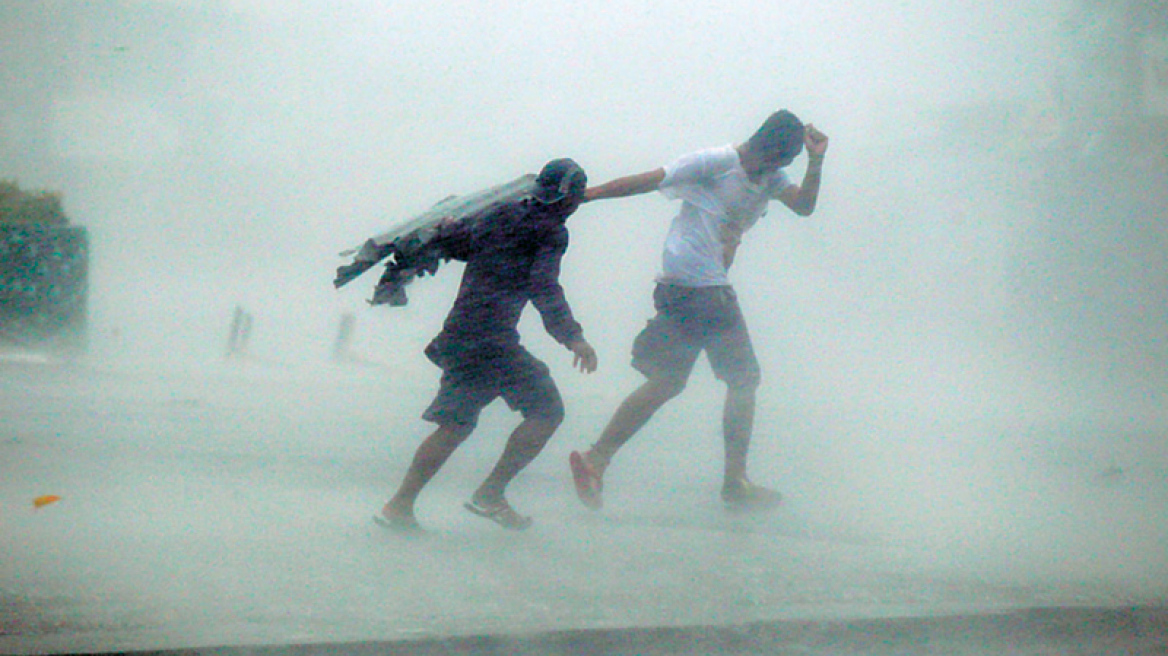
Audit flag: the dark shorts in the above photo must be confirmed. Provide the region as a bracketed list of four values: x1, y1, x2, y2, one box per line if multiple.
[631, 284, 760, 388]
[421, 340, 564, 428]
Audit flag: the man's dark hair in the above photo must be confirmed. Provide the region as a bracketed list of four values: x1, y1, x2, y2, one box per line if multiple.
[746, 110, 805, 160]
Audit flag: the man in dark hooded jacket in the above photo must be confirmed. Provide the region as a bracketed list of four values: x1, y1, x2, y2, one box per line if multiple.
[379, 158, 597, 531]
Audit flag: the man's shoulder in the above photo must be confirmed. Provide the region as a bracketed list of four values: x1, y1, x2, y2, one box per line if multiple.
[460, 198, 528, 238]
[764, 168, 794, 195]
[477, 196, 528, 220]
[473, 199, 570, 248]
[664, 144, 738, 180]
[675, 143, 736, 163]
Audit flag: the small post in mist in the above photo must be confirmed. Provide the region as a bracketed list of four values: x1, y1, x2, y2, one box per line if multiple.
[225, 305, 253, 359]
[332, 312, 356, 363]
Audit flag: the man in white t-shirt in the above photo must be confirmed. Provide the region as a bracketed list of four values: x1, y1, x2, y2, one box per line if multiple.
[569, 110, 828, 513]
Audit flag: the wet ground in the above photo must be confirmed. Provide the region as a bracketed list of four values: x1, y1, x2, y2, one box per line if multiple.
[2, 351, 1166, 655]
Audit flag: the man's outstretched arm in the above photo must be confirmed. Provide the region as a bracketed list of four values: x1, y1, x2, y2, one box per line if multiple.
[582, 168, 666, 203]
[779, 124, 829, 217]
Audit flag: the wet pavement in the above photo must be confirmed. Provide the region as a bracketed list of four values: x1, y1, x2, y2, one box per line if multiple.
[2, 353, 1166, 654]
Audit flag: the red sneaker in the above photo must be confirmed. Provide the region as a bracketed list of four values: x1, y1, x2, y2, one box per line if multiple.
[570, 451, 604, 510]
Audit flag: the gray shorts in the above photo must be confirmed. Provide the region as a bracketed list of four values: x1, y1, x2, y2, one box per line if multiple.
[422, 341, 564, 428]
[631, 284, 760, 388]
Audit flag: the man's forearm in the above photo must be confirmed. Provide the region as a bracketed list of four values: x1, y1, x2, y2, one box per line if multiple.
[583, 169, 665, 202]
[793, 156, 824, 216]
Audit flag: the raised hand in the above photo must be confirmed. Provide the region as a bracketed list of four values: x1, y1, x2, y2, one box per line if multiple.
[805, 123, 829, 158]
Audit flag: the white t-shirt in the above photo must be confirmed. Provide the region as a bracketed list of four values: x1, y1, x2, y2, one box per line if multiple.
[656, 145, 793, 287]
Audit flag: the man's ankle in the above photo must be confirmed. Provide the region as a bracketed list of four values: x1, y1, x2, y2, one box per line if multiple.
[584, 448, 610, 476]
[471, 488, 506, 507]
[723, 469, 748, 487]
[383, 499, 413, 519]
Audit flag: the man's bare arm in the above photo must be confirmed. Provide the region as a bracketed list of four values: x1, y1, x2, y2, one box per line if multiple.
[779, 124, 829, 217]
[583, 168, 666, 203]
[778, 157, 824, 216]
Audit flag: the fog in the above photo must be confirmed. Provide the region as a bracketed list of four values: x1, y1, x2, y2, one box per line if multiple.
[2, 0, 1167, 652]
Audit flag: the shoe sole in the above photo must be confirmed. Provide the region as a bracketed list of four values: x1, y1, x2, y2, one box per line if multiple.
[372, 514, 423, 533]
[463, 502, 533, 531]
[723, 494, 783, 514]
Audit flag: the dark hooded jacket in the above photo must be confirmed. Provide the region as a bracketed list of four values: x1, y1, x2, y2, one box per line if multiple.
[423, 198, 583, 367]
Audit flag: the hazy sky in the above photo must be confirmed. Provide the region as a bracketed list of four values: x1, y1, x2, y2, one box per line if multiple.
[3, 0, 1158, 410]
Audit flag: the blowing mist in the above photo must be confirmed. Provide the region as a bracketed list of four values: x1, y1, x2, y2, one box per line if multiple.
[2, 0, 1166, 654]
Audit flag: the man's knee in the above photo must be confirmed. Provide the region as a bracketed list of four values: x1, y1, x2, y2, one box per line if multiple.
[523, 394, 565, 428]
[445, 421, 477, 438]
[725, 372, 760, 395]
[429, 421, 475, 449]
[541, 403, 566, 429]
[645, 376, 687, 404]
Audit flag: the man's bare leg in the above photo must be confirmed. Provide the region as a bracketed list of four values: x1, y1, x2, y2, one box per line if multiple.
[569, 378, 680, 510]
[473, 416, 561, 505]
[586, 376, 684, 473]
[722, 383, 756, 483]
[381, 423, 473, 528]
[461, 416, 562, 531]
[720, 382, 780, 510]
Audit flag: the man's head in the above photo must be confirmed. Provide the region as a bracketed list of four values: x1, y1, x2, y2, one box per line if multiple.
[744, 110, 805, 172]
[533, 158, 588, 206]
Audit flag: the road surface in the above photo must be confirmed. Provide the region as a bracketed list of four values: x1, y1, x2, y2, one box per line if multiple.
[2, 351, 1165, 654]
